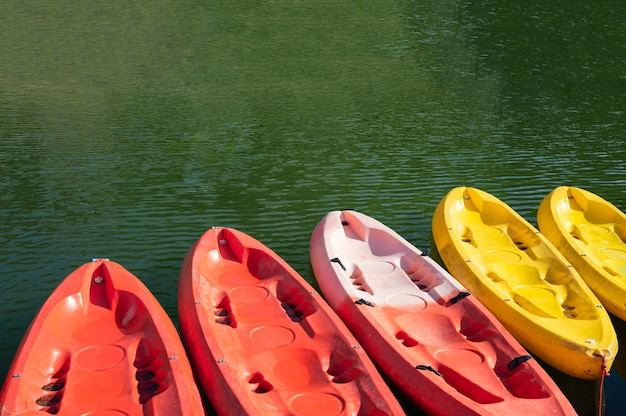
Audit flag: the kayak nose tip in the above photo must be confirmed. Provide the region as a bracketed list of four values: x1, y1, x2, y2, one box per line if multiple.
[592, 348, 614, 361]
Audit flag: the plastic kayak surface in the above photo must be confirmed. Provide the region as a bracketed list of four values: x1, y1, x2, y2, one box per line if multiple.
[0, 259, 204, 416]
[178, 227, 405, 416]
[310, 209, 576, 416]
[538, 186, 626, 321]
[432, 186, 618, 380]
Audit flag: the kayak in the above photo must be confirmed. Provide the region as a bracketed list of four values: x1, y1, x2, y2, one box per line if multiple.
[538, 186, 626, 322]
[0, 259, 204, 416]
[431, 186, 618, 380]
[178, 227, 406, 416]
[310, 209, 576, 416]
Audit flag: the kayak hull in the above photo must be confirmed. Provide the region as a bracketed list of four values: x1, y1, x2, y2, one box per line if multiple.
[178, 227, 405, 416]
[311, 210, 576, 415]
[432, 186, 618, 379]
[0, 259, 204, 416]
[538, 186, 626, 322]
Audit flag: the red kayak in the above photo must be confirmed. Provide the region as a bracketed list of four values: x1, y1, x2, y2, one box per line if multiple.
[0, 259, 204, 416]
[178, 227, 406, 416]
[310, 210, 576, 416]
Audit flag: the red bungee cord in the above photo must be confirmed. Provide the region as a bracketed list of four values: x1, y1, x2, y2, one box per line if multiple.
[597, 353, 609, 416]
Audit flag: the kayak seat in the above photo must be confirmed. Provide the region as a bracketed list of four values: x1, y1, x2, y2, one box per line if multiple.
[253, 348, 334, 389]
[512, 286, 559, 319]
[603, 258, 626, 277]
[401, 311, 525, 403]
[498, 365, 550, 399]
[47, 262, 137, 342]
[47, 295, 124, 344]
[487, 263, 542, 285]
[485, 263, 580, 319]
[465, 223, 542, 258]
[356, 258, 448, 309]
[489, 261, 572, 287]
[486, 258, 599, 320]
[576, 224, 613, 245]
[571, 223, 626, 275]
[580, 224, 625, 248]
[244, 326, 390, 414]
[395, 313, 461, 346]
[437, 363, 504, 404]
[543, 264, 573, 285]
[369, 256, 443, 291]
[466, 225, 508, 247]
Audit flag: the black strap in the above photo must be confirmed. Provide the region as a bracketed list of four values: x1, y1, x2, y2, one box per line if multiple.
[330, 257, 346, 271]
[507, 355, 532, 371]
[449, 291, 471, 305]
[416, 365, 442, 377]
[355, 298, 374, 307]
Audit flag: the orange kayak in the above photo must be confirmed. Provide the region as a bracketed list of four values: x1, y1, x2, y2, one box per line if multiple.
[310, 210, 576, 416]
[0, 259, 204, 416]
[178, 227, 406, 416]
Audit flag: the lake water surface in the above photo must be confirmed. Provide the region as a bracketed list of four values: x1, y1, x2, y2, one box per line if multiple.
[1, 1, 625, 414]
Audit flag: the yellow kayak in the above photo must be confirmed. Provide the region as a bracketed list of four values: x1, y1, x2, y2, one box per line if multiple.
[432, 186, 618, 379]
[538, 186, 626, 322]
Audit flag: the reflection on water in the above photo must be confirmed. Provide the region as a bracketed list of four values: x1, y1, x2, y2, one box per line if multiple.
[1, 0, 625, 414]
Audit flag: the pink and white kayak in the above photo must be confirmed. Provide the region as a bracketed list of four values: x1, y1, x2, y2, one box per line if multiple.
[310, 210, 576, 416]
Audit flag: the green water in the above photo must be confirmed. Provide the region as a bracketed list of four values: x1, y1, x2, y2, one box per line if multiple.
[1, 0, 625, 414]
